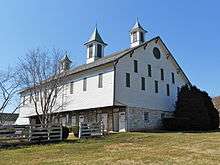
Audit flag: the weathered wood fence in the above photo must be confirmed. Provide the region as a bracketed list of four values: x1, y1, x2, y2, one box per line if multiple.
[29, 125, 62, 142]
[0, 124, 62, 144]
[79, 122, 104, 138]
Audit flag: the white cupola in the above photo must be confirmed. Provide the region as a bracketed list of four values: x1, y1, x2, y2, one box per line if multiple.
[130, 19, 147, 48]
[84, 27, 107, 64]
[59, 53, 72, 72]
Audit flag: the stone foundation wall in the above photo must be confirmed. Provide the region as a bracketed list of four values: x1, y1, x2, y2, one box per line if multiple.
[40, 107, 117, 132]
[126, 107, 173, 131]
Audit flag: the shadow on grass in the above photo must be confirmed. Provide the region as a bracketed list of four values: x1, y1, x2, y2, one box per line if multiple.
[135, 128, 220, 134]
[1, 129, 219, 150]
[0, 138, 79, 150]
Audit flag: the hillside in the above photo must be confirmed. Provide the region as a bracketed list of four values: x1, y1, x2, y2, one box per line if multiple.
[0, 132, 220, 164]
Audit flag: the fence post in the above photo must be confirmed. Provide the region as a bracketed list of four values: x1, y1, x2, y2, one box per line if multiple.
[101, 121, 104, 135]
[78, 122, 81, 139]
[48, 125, 50, 141]
[29, 125, 32, 142]
[60, 124, 62, 140]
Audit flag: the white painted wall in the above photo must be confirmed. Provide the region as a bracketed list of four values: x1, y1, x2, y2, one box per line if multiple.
[130, 30, 145, 48]
[64, 65, 114, 111]
[17, 64, 115, 120]
[115, 40, 189, 112]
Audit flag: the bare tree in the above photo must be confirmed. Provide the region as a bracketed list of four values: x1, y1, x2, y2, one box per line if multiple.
[17, 48, 70, 127]
[0, 68, 19, 124]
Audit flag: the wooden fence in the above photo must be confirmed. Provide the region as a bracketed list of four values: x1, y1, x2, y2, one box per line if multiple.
[79, 122, 104, 138]
[29, 125, 62, 142]
[0, 125, 29, 141]
[0, 124, 62, 144]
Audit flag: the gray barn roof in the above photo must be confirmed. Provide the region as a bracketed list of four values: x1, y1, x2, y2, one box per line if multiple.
[20, 36, 191, 94]
[0, 113, 19, 122]
[84, 27, 107, 45]
[66, 37, 158, 76]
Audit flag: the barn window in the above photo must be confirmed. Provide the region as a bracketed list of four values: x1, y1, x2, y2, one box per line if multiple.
[97, 44, 102, 58]
[98, 73, 103, 88]
[161, 68, 164, 81]
[133, 31, 137, 42]
[70, 82, 74, 94]
[89, 44, 93, 58]
[134, 60, 138, 73]
[148, 64, 152, 77]
[141, 77, 145, 90]
[172, 72, 175, 84]
[155, 81, 159, 93]
[140, 32, 144, 42]
[126, 73, 130, 88]
[83, 78, 87, 91]
[166, 84, 170, 96]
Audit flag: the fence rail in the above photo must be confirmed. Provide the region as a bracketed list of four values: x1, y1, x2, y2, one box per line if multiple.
[79, 122, 104, 138]
[29, 125, 62, 142]
[0, 124, 62, 144]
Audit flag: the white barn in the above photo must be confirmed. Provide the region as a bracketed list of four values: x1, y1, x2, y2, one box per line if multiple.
[17, 20, 191, 132]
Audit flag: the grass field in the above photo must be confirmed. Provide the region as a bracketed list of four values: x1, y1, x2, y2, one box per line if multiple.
[0, 132, 220, 165]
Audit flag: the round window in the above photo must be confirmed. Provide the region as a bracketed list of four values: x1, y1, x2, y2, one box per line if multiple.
[153, 47, 161, 59]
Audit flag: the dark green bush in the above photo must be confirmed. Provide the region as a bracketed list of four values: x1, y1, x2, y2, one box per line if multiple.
[162, 117, 190, 131]
[170, 85, 219, 131]
[62, 126, 69, 140]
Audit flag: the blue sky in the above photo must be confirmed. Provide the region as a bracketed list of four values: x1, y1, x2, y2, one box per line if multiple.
[0, 0, 219, 96]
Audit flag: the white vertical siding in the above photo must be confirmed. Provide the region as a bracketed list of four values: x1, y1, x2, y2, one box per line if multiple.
[115, 41, 188, 112]
[17, 64, 115, 119]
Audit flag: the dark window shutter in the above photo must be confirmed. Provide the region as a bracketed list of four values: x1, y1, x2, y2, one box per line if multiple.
[98, 73, 103, 88]
[155, 81, 159, 93]
[141, 77, 145, 90]
[134, 60, 138, 73]
[148, 64, 152, 77]
[126, 73, 130, 88]
[97, 44, 102, 58]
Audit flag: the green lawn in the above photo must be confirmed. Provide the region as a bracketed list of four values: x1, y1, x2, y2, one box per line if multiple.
[0, 132, 220, 165]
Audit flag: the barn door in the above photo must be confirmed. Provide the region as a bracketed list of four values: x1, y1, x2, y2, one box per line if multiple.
[119, 112, 126, 132]
[113, 112, 119, 132]
[101, 113, 108, 131]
